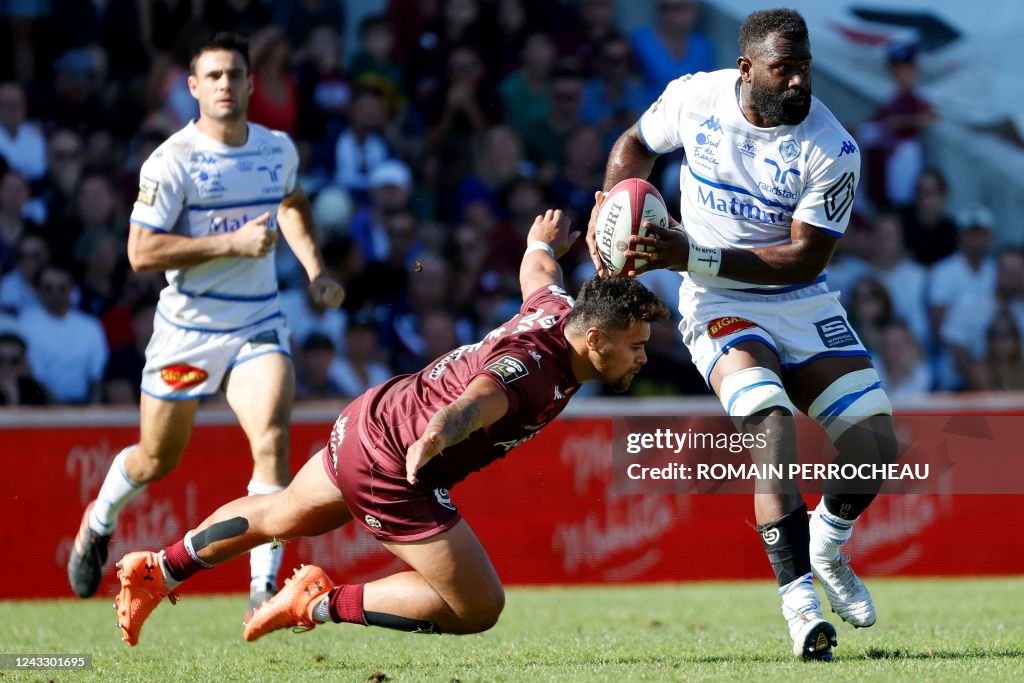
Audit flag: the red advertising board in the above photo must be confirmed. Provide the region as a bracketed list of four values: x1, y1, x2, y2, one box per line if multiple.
[1, 402, 1022, 600]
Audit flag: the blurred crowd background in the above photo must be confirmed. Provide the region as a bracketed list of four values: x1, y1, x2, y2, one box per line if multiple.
[0, 0, 1022, 407]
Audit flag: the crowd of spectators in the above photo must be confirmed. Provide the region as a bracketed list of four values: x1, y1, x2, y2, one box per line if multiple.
[0, 0, 1019, 406]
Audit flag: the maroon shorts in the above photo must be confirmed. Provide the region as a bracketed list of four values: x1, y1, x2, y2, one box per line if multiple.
[321, 395, 462, 542]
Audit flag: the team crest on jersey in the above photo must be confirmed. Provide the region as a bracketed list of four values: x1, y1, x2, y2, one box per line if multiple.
[707, 316, 757, 339]
[137, 178, 159, 206]
[779, 139, 801, 163]
[486, 356, 529, 383]
[159, 364, 209, 389]
[189, 152, 225, 197]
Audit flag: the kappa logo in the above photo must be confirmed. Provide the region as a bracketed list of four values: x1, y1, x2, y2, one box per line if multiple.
[159, 364, 209, 390]
[761, 528, 780, 545]
[700, 115, 722, 131]
[528, 349, 543, 366]
[838, 140, 858, 157]
[554, 386, 564, 400]
[329, 415, 348, 473]
[779, 139, 801, 163]
[707, 316, 757, 339]
[364, 515, 382, 529]
[486, 356, 529, 384]
[433, 488, 457, 511]
[137, 178, 159, 206]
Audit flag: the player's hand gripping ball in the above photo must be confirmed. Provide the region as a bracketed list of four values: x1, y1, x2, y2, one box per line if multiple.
[592, 178, 669, 276]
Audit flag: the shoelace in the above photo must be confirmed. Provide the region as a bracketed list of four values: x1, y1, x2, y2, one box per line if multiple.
[821, 553, 863, 595]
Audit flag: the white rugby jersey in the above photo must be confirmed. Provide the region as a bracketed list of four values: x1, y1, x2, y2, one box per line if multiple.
[638, 69, 860, 292]
[130, 122, 299, 331]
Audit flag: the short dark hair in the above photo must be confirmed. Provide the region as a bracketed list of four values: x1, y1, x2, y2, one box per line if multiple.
[739, 8, 808, 57]
[565, 276, 670, 335]
[190, 32, 250, 74]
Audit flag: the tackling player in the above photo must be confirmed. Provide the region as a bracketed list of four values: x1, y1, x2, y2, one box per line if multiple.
[66, 32, 345, 617]
[586, 9, 897, 660]
[110, 209, 670, 646]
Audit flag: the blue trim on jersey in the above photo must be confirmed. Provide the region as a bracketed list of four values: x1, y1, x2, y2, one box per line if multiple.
[703, 334, 779, 387]
[813, 224, 844, 238]
[781, 350, 871, 371]
[140, 386, 218, 401]
[636, 117, 659, 154]
[732, 274, 827, 295]
[688, 167, 797, 212]
[818, 381, 883, 427]
[178, 287, 279, 303]
[228, 348, 292, 371]
[187, 197, 284, 211]
[726, 380, 783, 416]
[133, 219, 170, 233]
[156, 308, 284, 333]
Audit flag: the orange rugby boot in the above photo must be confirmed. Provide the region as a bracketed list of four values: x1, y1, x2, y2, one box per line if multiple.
[243, 565, 333, 642]
[114, 551, 179, 646]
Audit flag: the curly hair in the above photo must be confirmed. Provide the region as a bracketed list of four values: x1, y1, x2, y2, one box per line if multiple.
[738, 8, 808, 57]
[191, 32, 251, 74]
[564, 276, 670, 335]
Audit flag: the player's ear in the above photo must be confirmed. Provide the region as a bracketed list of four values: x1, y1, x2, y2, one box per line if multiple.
[585, 327, 604, 353]
[737, 55, 752, 81]
[187, 74, 198, 98]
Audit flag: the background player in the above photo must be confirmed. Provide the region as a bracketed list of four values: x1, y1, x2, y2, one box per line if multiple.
[109, 208, 669, 646]
[586, 9, 897, 660]
[66, 33, 345, 617]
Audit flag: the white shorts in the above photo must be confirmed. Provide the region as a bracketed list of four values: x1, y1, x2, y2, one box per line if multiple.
[141, 312, 291, 400]
[677, 281, 870, 385]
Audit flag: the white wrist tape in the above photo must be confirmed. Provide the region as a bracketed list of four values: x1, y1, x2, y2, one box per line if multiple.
[526, 241, 555, 258]
[687, 236, 722, 276]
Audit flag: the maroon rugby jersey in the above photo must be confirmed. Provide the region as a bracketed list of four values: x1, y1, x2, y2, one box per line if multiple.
[357, 284, 580, 488]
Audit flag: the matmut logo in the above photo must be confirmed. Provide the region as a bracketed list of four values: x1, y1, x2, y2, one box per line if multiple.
[707, 316, 757, 339]
[159, 364, 208, 389]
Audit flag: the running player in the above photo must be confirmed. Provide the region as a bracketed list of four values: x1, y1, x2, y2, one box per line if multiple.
[66, 32, 345, 617]
[586, 8, 897, 660]
[110, 209, 670, 646]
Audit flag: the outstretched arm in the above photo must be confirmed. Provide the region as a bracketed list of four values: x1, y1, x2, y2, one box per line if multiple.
[405, 375, 510, 485]
[518, 208, 580, 300]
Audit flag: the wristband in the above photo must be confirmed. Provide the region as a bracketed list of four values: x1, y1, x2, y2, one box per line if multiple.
[526, 241, 555, 258]
[686, 236, 722, 276]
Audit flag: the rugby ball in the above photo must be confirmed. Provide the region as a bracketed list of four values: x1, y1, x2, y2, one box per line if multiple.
[594, 178, 669, 276]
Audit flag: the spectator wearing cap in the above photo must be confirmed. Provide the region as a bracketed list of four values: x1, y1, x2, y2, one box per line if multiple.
[346, 159, 412, 263]
[941, 248, 1024, 390]
[294, 331, 345, 401]
[0, 81, 47, 182]
[927, 204, 997, 338]
[901, 168, 957, 265]
[19, 263, 108, 403]
[0, 331, 49, 405]
[860, 43, 937, 208]
[327, 310, 392, 398]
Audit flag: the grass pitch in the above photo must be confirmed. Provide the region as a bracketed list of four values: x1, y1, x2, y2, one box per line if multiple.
[1, 578, 1022, 682]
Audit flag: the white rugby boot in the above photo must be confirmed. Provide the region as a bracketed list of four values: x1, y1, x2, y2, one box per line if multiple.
[809, 503, 876, 627]
[780, 573, 837, 660]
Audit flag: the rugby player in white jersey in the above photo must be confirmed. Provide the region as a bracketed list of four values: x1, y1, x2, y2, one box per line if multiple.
[587, 9, 897, 660]
[67, 32, 345, 617]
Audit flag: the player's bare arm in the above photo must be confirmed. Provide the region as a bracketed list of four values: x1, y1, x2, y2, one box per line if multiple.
[126, 214, 277, 272]
[624, 218, 838, 285]
[586, 125, 660, 275]
[405, 375, 510, 485]
[278, 187, 345, 308]
[519, 208, 580, 299]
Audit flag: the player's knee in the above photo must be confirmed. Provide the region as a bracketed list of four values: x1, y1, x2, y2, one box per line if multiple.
[460, 587, 505, 634]
[129, 443, 182, 482]
[718, 367, 797, 420]
[808, 369, 893, 443]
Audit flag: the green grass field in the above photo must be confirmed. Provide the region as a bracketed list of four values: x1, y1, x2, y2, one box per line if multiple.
[1, 578, 1022, 682]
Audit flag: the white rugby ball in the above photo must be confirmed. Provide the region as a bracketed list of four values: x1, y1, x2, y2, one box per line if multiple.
[594, 178, 669, 276]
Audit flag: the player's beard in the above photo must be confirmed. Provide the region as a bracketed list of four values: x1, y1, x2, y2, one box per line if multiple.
[750, 80, 811, 125]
